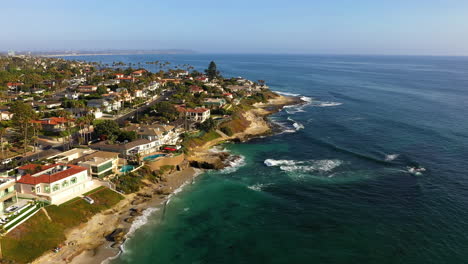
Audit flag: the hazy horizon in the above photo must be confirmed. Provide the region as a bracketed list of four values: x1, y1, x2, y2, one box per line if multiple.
[2, 0, 468, 56]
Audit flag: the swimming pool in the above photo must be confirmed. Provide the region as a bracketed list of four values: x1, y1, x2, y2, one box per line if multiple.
[143, 154, 166, 162]
[120, 165, 135, 173]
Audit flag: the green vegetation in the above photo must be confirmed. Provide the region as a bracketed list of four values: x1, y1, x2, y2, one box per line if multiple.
[150, 101, 179, 122]
[93, 120, 136, 142]
[205, 61, 220, 80]
[0, 187, 123, 264]
[182, 130, 221, 149]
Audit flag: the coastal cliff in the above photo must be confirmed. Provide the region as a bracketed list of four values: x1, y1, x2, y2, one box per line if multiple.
[30, 93, 303, 264]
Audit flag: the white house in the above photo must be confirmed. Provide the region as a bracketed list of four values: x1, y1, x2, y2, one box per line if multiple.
[15, 163, 95, 204]
[0, 111, 13, 121]
[177, 106, 210, 123]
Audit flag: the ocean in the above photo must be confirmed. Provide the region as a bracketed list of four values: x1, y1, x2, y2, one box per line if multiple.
[64, 54, 468, 264]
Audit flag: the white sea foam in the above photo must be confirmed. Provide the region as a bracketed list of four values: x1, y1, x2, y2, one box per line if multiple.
[248, 183, 271, 191]
[221, 155, 246, 174]
[264, 159, 297, 167]
[273, 91, 300, 97]
[127, 207, 159, 236]
[284, 104, 306, 114]
[385, 154, 399, 161]
[265, 159, 343, 173]
[407, 166, 426, 176]
[287, 117, 304, 130]
[300, 96, 312, 103]
[311, 101, 343, 107]
[270, 119, 297, 134]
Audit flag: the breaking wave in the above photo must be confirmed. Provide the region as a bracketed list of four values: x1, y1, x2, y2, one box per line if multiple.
[221, 155, 246, 174]
[264, 159, 343, 172]
[273, 91, 300, 97]
[127, 207, 160, 236]
[310, 101, 343, 107]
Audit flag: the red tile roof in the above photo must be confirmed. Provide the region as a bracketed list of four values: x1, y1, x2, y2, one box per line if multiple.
[17, 164, 87, 185]
[7, 82, 23, 86]
[31, 117, 74, 125]
[177, 106, 209, 113]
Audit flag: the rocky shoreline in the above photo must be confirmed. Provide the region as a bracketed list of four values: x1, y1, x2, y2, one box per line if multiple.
[32, 94, 304, 264]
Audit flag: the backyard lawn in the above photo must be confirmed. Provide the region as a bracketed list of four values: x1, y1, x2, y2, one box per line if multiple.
[0, 187, 123, 263]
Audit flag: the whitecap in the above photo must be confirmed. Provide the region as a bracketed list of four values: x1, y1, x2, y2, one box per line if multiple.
[407, 166, 426, 176]
[247, 183, 271, 191]
[311, 101, 342, 107]
[385, 154, 399, 161]
[264, 159, 297, 167]
[265, 159, 343, 173]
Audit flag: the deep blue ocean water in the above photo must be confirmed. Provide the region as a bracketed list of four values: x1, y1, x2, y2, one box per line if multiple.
[65, 54, 468, 263]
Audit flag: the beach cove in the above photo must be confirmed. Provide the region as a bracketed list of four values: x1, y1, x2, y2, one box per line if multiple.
[30, 94, 303, 264]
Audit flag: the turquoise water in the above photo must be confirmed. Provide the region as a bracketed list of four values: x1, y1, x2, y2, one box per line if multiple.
[120, 165, 135, 173]
[143, 154, 166, 162]
[64, 54, 468, 263]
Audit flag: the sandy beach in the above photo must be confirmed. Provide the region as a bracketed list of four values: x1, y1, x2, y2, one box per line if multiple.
[32, 94, 303, 264]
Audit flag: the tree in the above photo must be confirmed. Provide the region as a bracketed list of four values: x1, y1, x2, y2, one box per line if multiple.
[96, 85, 109, 95]
[198, 118, 217, 132]
[205, 61, 220, 80]
[151, 102, 179, 121]
[11, 101, 36, 153]
[94, 120, 120, 140]
[117, 131, 137, 142]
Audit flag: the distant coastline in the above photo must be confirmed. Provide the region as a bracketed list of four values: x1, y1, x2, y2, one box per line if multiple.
[2, 49, 198, 57]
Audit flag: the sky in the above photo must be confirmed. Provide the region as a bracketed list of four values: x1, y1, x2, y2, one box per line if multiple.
[1, 0, 468, 55]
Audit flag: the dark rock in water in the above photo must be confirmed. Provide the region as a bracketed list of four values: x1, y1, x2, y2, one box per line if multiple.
[111, 241, 124, 248]
[106, 228, 128, 242]
[189, 151, 232, 170]
[124, 216, 136, 223]
[130, 208, 143, 216]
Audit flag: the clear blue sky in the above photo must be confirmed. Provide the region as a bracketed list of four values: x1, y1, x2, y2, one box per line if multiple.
[2, 0, 468, 55]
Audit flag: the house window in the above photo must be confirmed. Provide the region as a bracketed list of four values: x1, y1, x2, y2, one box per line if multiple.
[52, 184, 60, 192]
[44, 185, 50, 193]
[36, 186, 41, 193]
[62, 180, 69, 188]
[71, 177, 77, 184]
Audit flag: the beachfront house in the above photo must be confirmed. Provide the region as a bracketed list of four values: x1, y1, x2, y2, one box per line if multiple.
[90, 139, 160, 157]
[77, 151, 119, 179]
[15, 163, 94, 204]
[0, 177, 17, 214]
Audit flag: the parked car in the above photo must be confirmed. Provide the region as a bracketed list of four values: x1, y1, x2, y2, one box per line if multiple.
[83, 196, 94, 204]
[5, 205, 19, 213]
[1, 158, 12, 165]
